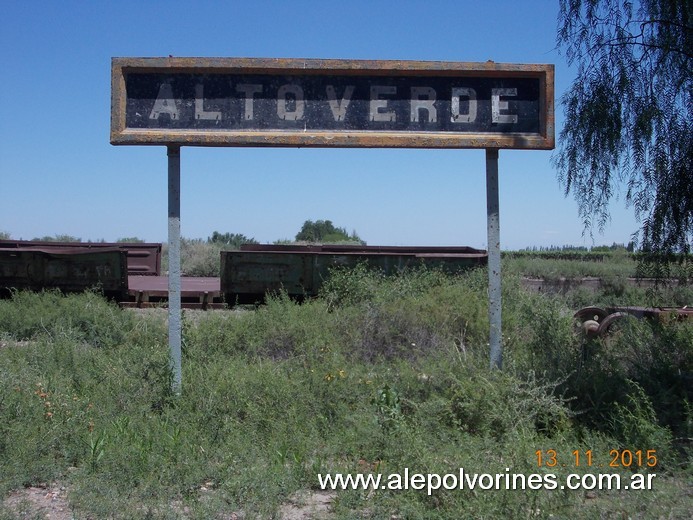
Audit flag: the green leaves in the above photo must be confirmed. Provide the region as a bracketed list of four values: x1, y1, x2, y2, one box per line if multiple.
[555, 0, 692, 254]
[295, 219, 363, 244]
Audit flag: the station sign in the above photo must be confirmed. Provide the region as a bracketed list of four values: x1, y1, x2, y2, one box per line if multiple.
[111, 57, 554, 149]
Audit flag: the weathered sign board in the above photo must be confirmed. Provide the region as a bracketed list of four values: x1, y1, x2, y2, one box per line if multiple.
[111, 58, 554, 150]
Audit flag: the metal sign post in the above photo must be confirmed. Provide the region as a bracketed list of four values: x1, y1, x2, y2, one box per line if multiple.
[167, 146, 182, 394]
[486, 149, 502, 369]
[111, 57, 554, 391]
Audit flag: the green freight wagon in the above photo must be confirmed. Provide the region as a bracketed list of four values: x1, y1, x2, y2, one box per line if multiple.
[221, 244, 487, 304]
[0, 240, 162, 276]
[0, 247, 128, 299]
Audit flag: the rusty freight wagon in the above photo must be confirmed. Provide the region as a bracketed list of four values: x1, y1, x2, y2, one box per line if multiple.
[0, 241, 224, 308]
[0, 240, 162, 276]
[220, 244, 487, 304]
[0, 247, 128, 299]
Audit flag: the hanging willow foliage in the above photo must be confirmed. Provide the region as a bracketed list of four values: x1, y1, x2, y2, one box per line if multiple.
[554, 0, 692, 254]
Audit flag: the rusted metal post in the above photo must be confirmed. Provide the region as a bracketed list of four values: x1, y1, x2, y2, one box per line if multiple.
[486, 148, 502, 369]
[167, 146, 182, 394]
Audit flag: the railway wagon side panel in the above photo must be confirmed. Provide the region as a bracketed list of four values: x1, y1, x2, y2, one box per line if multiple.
[310, 253, 418, 292]
[221, 248, 488, 303]
[0, 249, 128, 297]
[221, 251, 314, 303]
[412, 254, 489, 272]
[0, 250, 37, 289]
[310, 252, 488, 290]
[0, 240, 162, 276]
[43, 250, 128, 294]
[121, 244, 162, 276]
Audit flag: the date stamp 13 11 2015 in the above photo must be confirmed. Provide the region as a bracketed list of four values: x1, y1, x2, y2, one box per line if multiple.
[535, 449, 658, 469]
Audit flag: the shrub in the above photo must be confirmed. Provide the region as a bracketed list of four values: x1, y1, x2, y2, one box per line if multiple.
[321, 266, 489, 361]
[446, 370, 573, 439]
[611, 381, 673, 464]
[0, 290, 134, 348]
[181, 239, 222, 277]
[162, 238, 223, 277]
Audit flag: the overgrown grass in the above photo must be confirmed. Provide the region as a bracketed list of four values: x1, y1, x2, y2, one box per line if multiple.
[504, 250, 638, 280]
[0, 269, 690, 518]
[504, 250, 691, 284]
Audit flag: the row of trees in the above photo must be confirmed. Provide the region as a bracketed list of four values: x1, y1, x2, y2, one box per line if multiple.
[0, 221, 362, 248]
[0, 233, 145, 243]
[207, 220, 364, 247]
[207, 231, 258, 248]
[520, 242, 636, 253]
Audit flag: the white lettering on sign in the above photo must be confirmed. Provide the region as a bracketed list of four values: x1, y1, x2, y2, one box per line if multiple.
[142, 81, 529, 128]
[236, 84, 263, 120]
[194, 84, 221, 120]
[277, 84, 305, 121]
[326, 85, 354, 122]
[451, 87, 477, 123]
[410, 87, 437, 123]
[491, 88, 518, 123]
[149, 83, 180, 120]
[370, 85, 397, 122]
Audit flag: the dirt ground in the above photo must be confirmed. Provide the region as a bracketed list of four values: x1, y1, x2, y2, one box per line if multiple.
[278, 491, 336, 520]
[3, 484, 73, 520]
[2, 484, 336, 519]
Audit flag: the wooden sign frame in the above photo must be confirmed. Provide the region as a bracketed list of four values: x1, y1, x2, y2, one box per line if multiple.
[111, 57, 554, 150]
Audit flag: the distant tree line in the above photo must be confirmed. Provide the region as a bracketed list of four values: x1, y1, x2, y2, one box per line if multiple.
[294, 219, 364, 244]
[32, 234, 82, 242]
[207, 231, 258, 249]
[519, 242, 635, 253]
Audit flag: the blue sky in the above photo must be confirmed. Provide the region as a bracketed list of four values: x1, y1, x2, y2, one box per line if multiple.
[0, 0, 639, 250]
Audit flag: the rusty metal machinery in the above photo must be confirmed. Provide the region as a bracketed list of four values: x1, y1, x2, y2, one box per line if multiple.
[574, 305, 692, 338]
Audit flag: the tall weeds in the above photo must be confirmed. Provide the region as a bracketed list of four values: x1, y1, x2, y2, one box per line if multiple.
[0, 268, 690, 518]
